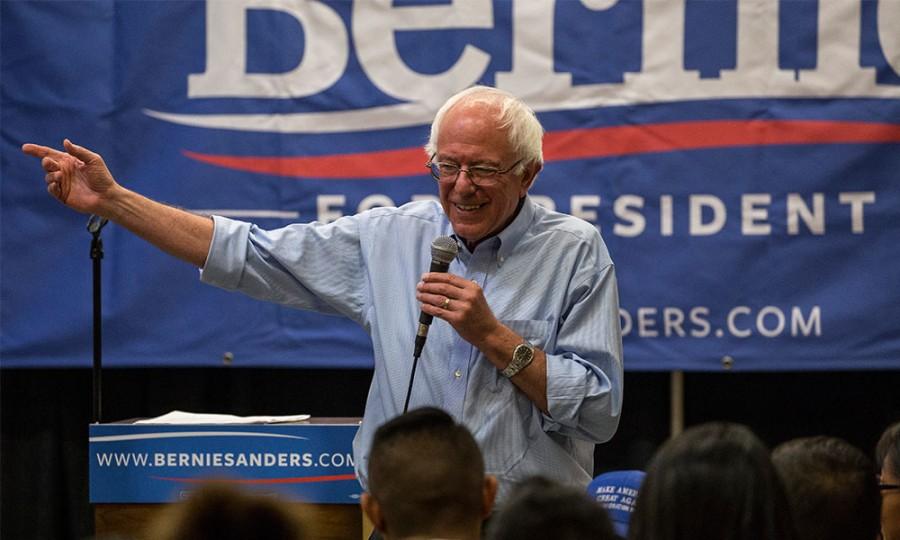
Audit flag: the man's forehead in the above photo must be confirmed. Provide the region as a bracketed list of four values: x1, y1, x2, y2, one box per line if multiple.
[435, 107, 513, 161]
[442, 100, 505, 131]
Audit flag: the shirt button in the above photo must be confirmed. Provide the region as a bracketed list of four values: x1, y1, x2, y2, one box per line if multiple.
[454, 369, 462, 379]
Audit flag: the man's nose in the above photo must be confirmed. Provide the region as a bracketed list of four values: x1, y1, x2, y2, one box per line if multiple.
[454, 169, 478, 191]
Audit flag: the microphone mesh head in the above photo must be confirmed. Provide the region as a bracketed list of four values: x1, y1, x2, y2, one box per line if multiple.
[431, 235, 459, 264]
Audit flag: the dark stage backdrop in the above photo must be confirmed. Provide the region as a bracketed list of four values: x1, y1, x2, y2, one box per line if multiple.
[2, 368, 898, 540]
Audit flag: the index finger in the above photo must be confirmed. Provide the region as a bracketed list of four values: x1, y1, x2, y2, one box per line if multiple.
[22, 143, 66, 160]
[421, 272, 470, 290]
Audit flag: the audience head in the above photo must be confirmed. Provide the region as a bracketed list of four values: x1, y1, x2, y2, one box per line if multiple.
[772, 436, 880, 540]
[588, 470, 645, 539]
[877, 422, 900, 540]
[628, 422, 796, 540]
[486, 476, 617, 540]
[362, 407, 497, 540]
[147, 482, 306, 540]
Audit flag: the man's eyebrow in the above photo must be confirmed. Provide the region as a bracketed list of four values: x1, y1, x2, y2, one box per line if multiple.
[436, 156, 501, 167]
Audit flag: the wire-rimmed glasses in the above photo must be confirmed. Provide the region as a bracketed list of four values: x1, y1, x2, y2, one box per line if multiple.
[426, 157, 522, 187]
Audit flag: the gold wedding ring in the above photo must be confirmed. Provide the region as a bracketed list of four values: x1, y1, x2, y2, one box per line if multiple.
[442, 297, 451, 309]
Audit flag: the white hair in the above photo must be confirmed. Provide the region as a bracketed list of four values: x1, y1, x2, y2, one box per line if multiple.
[424, 86, 544, 172]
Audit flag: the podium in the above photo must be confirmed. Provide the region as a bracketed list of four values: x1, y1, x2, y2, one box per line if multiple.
[89, 418, 363, 539]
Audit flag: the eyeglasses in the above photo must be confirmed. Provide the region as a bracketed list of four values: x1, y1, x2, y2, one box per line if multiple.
[881, 483, 900, 492]
[426, 156, 522, 187]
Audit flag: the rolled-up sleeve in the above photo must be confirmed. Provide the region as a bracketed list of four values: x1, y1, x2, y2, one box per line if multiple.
[542, 262, 623, 442]
[200, 216, 252, 289]
[199, 215, 368, 323]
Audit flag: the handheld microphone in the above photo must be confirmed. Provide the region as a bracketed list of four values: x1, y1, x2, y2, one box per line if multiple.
[405, 235, 459, 412]
[413, 236, 459, 358]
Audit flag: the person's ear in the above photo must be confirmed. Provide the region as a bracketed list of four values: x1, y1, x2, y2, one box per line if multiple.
[361, 492, 387, 533]
[482, 475, 499, 518]
[518, 161, 542, 196]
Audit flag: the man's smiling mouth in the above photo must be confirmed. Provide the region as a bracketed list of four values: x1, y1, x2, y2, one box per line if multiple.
[455, 203, 484, 211]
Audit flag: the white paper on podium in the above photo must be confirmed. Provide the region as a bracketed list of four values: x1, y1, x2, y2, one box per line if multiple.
[133, 410, 311, 424]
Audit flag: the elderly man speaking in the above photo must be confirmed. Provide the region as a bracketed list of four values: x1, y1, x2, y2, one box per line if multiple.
[23, 85, 623, 499]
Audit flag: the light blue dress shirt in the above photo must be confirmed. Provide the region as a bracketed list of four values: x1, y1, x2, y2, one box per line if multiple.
[200, 196, 623, 499]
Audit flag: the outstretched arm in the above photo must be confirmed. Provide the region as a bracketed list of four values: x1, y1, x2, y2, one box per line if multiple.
[22, 139, 213, 268]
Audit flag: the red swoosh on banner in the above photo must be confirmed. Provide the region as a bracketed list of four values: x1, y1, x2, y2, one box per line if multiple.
[150, 474, 357, 485]
[182, 120, 900, 179]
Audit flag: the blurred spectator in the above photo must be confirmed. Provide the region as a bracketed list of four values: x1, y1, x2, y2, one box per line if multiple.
[877, 422, 900, 540]
[361, 407, 497, 540]
[773, 436, 879, 540]
[588, 470, 645, 539]
[146, 482, 306, 540]
[628, 422, 796, 540]
[486, 476, 616, 540]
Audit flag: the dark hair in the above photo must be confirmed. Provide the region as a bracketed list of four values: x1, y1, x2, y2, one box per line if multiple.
[367, 407, 485, 538]
[487, 476, 616, 540]
[876, 421, 900, 477]
[772, 436, 880, 540]
[147, 482, 306, 540]
[628, 422, 796, 540]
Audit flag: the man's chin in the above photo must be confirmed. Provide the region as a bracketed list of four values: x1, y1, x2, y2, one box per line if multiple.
[450, 225, 489, 247]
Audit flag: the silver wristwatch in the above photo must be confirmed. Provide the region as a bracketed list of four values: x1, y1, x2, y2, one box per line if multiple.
[501, 342, 535, 378]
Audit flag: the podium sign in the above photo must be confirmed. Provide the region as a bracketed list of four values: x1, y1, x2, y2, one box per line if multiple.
[89, 422, 361, 504]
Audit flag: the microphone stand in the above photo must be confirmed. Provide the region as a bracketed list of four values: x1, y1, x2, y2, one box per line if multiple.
[87, 215, 109, 424]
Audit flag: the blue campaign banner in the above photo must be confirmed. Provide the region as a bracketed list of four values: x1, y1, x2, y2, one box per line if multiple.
[89, 423, 360, 504]
[2, 1, 899, 371]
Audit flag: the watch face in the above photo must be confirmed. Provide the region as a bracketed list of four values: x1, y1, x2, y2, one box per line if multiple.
[515, 344, 532, 362]
[504, 343, 534, 377]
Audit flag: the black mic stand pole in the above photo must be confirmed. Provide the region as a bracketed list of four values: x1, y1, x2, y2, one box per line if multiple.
[88, 215, 109, 424]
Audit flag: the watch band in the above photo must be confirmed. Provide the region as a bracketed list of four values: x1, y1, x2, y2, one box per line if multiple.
[501, 342, 534, 378]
